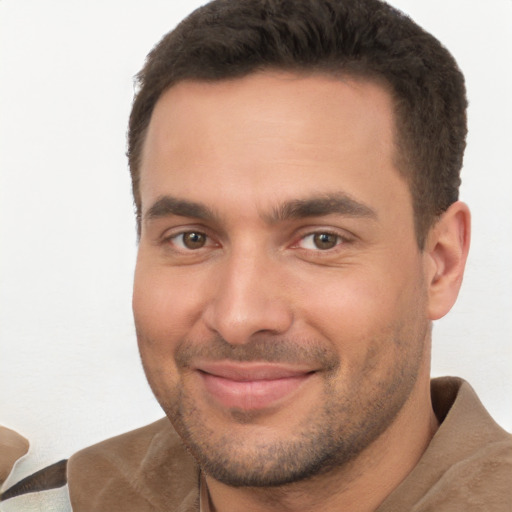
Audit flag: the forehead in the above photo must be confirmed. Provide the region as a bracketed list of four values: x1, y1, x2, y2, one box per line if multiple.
[139, 72, 411, 221]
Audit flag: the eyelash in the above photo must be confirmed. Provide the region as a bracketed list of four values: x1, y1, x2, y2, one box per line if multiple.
[163, 230, 217, 251]
[162, 228, 350, 254]
[294, 231, 345, 251]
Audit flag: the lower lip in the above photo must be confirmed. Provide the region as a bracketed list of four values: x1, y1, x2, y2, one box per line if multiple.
[199, 372, 312, 410]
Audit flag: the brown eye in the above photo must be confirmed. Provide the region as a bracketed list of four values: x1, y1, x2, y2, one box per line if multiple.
[313, 233, 339, 250]
[181, 232, 207, 249]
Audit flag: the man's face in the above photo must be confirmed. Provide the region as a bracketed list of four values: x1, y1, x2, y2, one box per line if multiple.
[133, 73, 432, 486]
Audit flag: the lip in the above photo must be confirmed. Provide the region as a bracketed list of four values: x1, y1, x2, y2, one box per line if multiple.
[194, 361, 315, 411]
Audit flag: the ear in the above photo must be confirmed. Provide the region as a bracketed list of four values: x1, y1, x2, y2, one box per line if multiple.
[424, 201, 471, 320]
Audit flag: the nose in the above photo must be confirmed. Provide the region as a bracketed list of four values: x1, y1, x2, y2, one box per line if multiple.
[202, 248, 294, 345]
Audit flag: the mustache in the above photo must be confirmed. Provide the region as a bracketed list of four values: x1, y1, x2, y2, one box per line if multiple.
[175, 335, 340, 371]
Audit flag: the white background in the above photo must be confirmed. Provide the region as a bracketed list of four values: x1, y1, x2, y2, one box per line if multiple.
[1, 0, 511, 483]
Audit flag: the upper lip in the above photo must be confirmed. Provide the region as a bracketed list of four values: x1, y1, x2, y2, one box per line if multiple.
[193, 361, 316, 381]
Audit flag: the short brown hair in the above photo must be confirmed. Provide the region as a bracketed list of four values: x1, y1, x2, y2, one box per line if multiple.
[128, 0, 467, 247]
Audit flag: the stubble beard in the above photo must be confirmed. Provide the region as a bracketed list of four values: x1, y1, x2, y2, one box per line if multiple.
[142, 324, 427, 488]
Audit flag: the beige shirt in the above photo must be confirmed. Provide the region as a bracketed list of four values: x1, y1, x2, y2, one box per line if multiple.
[64, 377, 512, 511]
[2, 378, 511, 510]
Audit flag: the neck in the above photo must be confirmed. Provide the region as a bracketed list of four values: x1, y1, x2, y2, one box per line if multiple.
[205, 375, 438, 512]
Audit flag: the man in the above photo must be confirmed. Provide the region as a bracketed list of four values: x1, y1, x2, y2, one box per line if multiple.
[1, 0, 510, 510]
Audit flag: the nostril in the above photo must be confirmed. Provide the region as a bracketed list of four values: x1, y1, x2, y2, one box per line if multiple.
[202, 299, 294, 346]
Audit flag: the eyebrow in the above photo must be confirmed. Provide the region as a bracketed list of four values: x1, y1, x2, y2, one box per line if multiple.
[144, 196, 218, 223]
[268, 194, 377, 223]
[144, 193, 377, 224]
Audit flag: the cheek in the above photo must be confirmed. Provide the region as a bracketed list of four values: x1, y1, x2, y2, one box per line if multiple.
[295, 263, 426, 359]
[297, 270, 387, 328]
[132, 264, 197, 400]
[133, 263, 199, 356]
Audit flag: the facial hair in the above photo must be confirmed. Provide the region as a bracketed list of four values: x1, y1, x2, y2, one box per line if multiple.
[140, 324, 427, 488]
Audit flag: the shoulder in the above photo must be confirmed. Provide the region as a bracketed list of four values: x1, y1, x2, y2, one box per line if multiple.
[68, 418, 180, 474]
[415, 433, 512, 512]
[68, 418, 200, 512]
[419, 377, 512, 511]
[379, 377, 512, 512]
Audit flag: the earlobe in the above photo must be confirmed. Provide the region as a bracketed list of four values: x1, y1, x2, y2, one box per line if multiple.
[425, 201, 471, 320]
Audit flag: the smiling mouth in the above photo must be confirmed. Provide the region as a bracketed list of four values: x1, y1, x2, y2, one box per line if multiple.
[195, 361, 316, 411]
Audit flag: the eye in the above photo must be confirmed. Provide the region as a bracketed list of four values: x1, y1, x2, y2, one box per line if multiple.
[298, 232, 342, 250]
[171, 231, 209, 250]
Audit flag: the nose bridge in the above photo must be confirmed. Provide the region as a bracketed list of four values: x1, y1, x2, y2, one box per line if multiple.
[203, 242, 293, 344]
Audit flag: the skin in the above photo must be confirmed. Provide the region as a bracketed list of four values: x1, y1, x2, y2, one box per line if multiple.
[133, 72, 470, 512]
